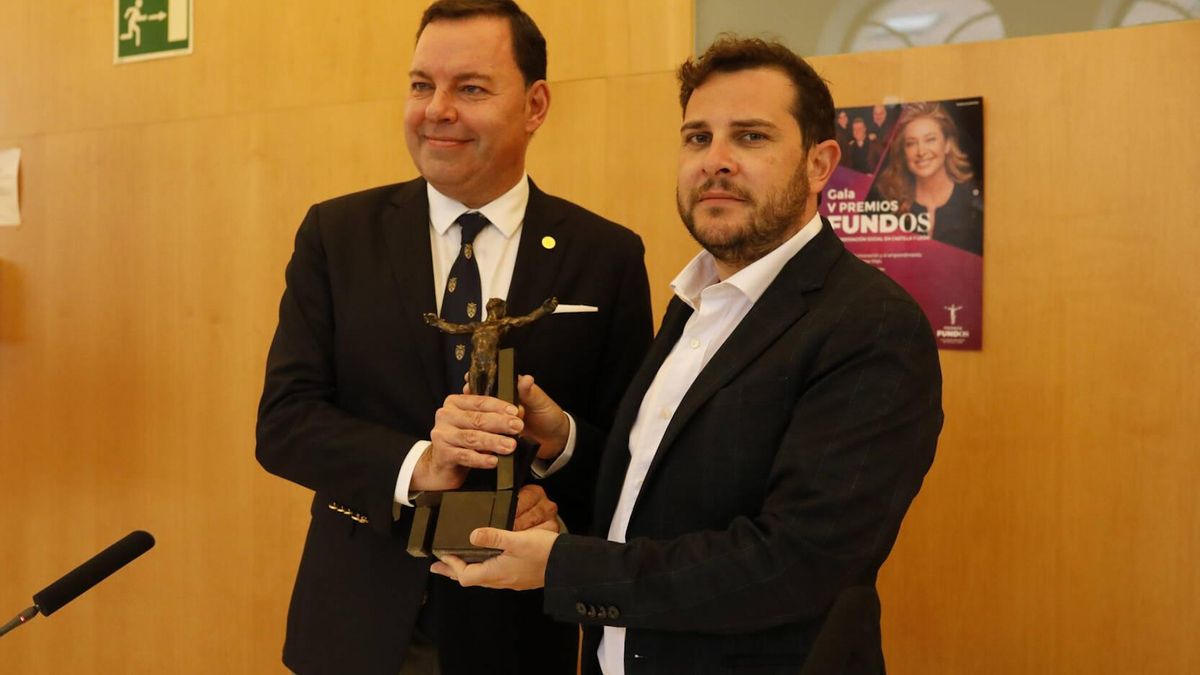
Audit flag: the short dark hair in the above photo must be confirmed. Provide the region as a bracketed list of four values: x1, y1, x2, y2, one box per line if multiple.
[678, 36, 836, 149]
[417, 0, 547, 86]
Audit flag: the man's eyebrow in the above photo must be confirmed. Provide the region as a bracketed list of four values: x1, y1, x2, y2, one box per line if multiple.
[680, 118, 781, 132]
[407, 69, 496, 85]
[452, 72, 496, 84]
[730, 118, 779, 129]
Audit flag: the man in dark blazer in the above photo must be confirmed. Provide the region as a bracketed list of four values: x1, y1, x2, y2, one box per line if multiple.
[430, 37, 943, 674]
[255, 2, 652, 673]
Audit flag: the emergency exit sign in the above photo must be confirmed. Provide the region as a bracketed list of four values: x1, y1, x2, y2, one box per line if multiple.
[115, 0, 192, 63]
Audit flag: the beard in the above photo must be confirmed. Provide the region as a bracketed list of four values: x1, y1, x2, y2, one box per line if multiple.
[677, 162, 810, 270]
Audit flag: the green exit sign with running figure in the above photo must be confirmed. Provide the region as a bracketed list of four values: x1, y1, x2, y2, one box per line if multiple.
[115, 0, 192, 63]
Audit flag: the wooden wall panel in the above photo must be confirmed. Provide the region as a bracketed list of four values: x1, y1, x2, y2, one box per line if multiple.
[809, 22, 1200, 675]
[523, 0, 693, 82]
[527, 71, 697, 319]
[0, 0, 691, 139]
[0, 2, 406, 137]
[0, 99, 413, 672]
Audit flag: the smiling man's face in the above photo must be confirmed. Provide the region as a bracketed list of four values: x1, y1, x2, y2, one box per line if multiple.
[404, 16, 547, 207]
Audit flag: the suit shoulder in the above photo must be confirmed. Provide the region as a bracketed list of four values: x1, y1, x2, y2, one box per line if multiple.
[539, 192, 644, 253]
[805, 253, 939, 364]
[294, 179, 425, 246]
[312, 179, 422, 216]
[830, 248, 924, 311]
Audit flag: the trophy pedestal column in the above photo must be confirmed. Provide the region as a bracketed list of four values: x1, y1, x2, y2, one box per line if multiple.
[407, 348, 537, 562]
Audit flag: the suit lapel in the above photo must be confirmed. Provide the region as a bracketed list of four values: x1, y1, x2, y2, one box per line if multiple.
[633, 222, 847, 505]
[379, 179, 446, 406]
[503, 180, 569, 353]
[593, 297, 692, 532]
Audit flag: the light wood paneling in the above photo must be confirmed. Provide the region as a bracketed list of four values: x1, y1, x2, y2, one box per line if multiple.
[0, 1, 691, 139]
[809, 22, 1200, 675]
[0, 99, 412, 672]
[528, 71, 698, 319]
[524, 0, 693, 82]
[0, 2, 419, 138]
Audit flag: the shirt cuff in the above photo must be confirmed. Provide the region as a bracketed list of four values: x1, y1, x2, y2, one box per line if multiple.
[532, 413, 576, 478]
[394, 440, 430, 511]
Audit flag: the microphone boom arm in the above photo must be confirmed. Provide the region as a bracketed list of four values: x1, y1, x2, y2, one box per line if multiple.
[0, 606, 39, 638]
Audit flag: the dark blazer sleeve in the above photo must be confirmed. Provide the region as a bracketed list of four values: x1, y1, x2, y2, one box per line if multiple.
[256, 205, 417, 536]
[543, 293, 942, 634]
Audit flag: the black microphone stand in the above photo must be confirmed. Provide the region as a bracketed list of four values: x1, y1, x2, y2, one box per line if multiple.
[0, 529, 154, 639]
[0, 605, 39, 638]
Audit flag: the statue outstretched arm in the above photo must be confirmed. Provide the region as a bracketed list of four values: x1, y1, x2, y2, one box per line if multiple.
[502, 297, 559, 329]
[423, 313, 476, 335]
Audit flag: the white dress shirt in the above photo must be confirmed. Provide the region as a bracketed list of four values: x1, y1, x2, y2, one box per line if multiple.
[598, 212, 823, 675]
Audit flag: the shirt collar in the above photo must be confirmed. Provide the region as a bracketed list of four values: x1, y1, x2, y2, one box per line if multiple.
[670, 211, 824, 310]
[427, 174, 529, 239]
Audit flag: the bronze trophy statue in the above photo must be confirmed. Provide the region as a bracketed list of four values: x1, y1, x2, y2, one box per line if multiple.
[407, 297, 558, 562]
[423, 297, 558, 398]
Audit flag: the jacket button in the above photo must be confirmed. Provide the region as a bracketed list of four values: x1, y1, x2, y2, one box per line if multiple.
[607, 606, 620, 620]
[575, 602, 587, 617]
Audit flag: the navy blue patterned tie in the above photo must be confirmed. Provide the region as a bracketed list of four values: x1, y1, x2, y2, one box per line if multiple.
[440, 211, 488, 396]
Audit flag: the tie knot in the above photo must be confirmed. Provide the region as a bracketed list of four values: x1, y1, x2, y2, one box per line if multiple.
[456, 211, 489, 244]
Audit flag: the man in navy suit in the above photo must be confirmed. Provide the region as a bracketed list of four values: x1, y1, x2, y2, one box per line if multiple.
[255, 1, 652, 673]
[431, 37, 943, 674]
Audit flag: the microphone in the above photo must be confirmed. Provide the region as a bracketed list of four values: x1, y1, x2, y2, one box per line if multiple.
[0, 530, 155, 638]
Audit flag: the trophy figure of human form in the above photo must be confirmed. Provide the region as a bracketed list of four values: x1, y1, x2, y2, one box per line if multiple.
[407, 297, 558, 562]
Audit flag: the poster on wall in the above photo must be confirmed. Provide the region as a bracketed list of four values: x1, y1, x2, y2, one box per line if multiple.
[820, 97, 984, 350]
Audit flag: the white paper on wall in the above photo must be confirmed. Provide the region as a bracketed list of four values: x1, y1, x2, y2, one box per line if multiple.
[0, 148, 20, 226]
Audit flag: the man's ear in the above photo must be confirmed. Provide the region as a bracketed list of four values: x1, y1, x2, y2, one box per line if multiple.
[807, 138, 841, 194]
[525, 80, 550, 134]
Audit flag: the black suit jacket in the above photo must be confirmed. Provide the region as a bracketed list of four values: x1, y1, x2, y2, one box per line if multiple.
[543, 221, 943, 674]
[257, 178, 652, 674]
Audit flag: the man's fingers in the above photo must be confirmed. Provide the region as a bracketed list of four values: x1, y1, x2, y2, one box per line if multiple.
[515, 484, 547, 515]
[436, 529, 557, 591]
[436, 553, 495, 588]
[514, 375, 569, 458]
[513, 485, 557, 531]
[432, 443, 499, 469]
[445, 393, 519, 416]
[437, 404, 523, 436]
[514, 504, 558, 531]
[432, 555, 467, 580]
[433, 426, 517, 457]
[516, 375, 564, 423]
[516, 375, 542, 407]
[469, 527, 511, 552]
[436, 403, 524, 447]
[532, 518, 561, 533]
[432, 418, 520, 458]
